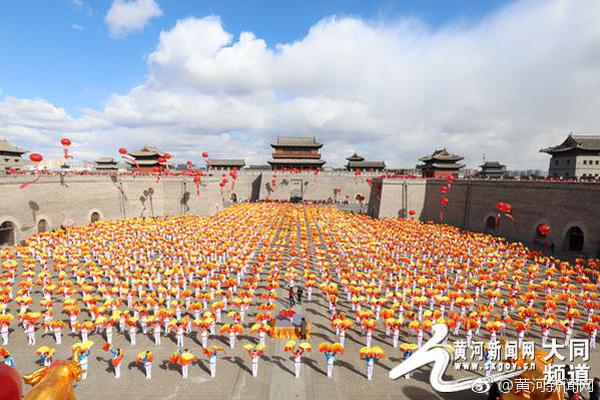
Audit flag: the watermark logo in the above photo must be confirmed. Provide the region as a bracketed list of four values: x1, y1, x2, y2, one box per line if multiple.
[389, 324, 592, 393]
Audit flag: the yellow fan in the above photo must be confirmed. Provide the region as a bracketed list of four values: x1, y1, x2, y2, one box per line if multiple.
[298, 342, 312, 352]
[180, 352, 196, 362]
[399, 343, 418, 351]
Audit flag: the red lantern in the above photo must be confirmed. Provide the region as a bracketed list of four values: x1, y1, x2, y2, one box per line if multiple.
[408, 210, 416, 216]
[29, 153, 43, 163]
[186, 160, 192, 166]
[219, 181, 226, 187]
[152, 166, 161, 173]
[0, 364, 22, 400]
[118, 147, 128, 155]
[202, 152, 209, 158]
[157, 157, 166, 163]
[440, 186, 448, 194]
[163, 153, 171, 160]
[538, 224, 551, 236]
[193, 175, 200, 184]
[440, 197, 449, 205]
[60, 138, 71, 146]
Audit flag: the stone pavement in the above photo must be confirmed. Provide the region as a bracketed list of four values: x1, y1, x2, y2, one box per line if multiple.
[3, 205, 598, 400]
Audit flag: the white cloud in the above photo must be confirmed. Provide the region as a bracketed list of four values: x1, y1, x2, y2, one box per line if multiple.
[2, 0, 600, 169]
[71, 23, 84, 31]
[71, 0, 93, 15]
[105, 0, 162, 38]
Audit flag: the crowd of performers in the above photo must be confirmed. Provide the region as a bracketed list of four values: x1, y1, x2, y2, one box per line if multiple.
[0, 203, 598, 391]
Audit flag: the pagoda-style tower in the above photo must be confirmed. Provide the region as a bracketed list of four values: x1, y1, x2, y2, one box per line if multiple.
[417, 148, 464, 178]
[345, 153, 386, 171]
[478, 161, 506, 178]
[95, 156, 119, 172]
[126, 145, 166, 174]
[268, 136, 326, 170]
[540, 134, 600, 179]
[207, 159, 245, 170]
[0, 139, 28, 172]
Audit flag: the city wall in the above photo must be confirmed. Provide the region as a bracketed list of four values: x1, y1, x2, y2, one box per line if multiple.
[371, 178, 600, 258]
[1, 172, 598, 258]
[0, 174, 223, 244]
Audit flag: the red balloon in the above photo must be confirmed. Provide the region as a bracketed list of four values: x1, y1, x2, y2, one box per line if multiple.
[118, 147, 128, 155]
[0, 364, 22, 400]
[29, 153, 43, 163]
[60, 138, 71, 146]
[538, 224, 551, 236]
[202, 152, 209, 158]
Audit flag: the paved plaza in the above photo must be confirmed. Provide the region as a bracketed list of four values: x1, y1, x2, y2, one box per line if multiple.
[1, 204, 598, 400]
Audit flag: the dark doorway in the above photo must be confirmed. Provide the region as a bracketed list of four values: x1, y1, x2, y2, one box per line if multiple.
[37, 219, 48, 233]
[0, 221, 15, 246]
[230, 193, 238, 203]
[90, 212, 100, 223]
[485, 216, 496, 233]
[566, 226, 584, 252]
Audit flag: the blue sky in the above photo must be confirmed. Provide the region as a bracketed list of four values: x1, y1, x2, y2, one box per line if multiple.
[0, 0, 509, 116]
[0, 0, 597, 170]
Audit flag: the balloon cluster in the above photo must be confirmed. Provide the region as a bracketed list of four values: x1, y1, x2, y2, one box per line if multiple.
[495, 201, 516, 229]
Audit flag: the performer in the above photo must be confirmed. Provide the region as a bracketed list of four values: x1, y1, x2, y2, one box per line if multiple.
[105, 322, 113, 345]
[26, 322, 36, 346]
[137, 351, 153, 380]
[292, 348, 304, 378]
[209, 351, 217, 378]
[324, 350, 336, 379]
[400, 345, 415, 379]
[109, 347, 124, 379]
[129, 323, 137, 346]
[359, 346, 384, 381]
[176, 348, 194, 379]
[1, 321, 9, 345]
[366, 356, 374, 380]
[176, 324, 184, 348]
[244, 343, 265, 378]
[2, 349, 14, 367]
[79, 346, 91, 380]
[152, 322, 161, 346]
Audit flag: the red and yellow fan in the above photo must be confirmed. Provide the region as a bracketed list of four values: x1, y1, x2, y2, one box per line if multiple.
[203, 345, 226, 357]
[359, 346, 385, 359]
[399, 343, 418, 352]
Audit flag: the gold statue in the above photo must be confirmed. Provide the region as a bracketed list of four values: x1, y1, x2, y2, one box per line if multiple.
[22, 344, 82, 400]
